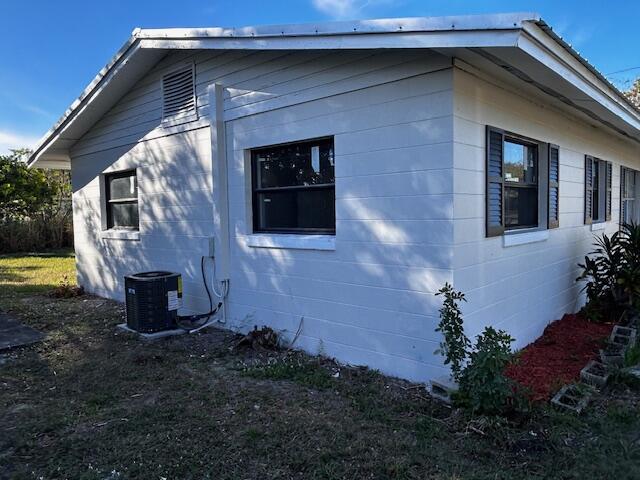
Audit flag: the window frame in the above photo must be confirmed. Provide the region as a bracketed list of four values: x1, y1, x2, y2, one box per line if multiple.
[104, 169, 139, 231]
[502, 135, 540, 231]
[621, 166, 638, 226]
[250, 137, 336, 235]
[585, 156, 612, 225]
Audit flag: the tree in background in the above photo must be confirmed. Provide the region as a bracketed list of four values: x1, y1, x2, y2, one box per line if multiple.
[626, 78, 640, 109]
[0, 149, 73, 253]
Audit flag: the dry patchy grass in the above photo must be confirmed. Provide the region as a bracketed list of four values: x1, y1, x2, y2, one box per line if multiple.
[1, 253, 640, 479]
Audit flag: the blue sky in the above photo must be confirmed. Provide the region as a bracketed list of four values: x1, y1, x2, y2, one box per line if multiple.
[1, 0, 639, 154]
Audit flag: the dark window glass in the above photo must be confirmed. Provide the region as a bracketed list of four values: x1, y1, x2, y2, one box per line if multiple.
[622, 168, 637, 225]
[503, 139, 538, 229]
[105, 170, 139, 230]
[505, 187, 538, 228]
[252, 138, 335, 234]
[593, 160, 600, 222]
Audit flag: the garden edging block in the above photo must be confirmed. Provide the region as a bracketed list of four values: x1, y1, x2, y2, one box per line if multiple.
[600, 342, 626, 366]
[429, 376, 458, 404]
[551, 384, 595, 414]
[609, 325, 637, 348]
[580, 360, 610, 388]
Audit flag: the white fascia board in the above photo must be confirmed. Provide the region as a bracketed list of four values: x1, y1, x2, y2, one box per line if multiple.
[136, 13, 540, 39]
[138, 29, 521, 52]
[28, 37, 142, 168]
[519, 22, 640, 133]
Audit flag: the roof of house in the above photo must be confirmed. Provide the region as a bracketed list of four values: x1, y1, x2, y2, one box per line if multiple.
[28, 12, 640, 169]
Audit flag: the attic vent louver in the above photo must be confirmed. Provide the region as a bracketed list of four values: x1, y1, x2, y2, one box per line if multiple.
[161, 65, 197, 125]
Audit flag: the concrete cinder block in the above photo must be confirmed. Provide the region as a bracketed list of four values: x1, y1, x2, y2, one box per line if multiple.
[600, 342, 626, 366]
[610, 325, 637, 349]
[429, 375, 458, 404]
[580, 360, 610, 389]
[551, 384, 595, 414]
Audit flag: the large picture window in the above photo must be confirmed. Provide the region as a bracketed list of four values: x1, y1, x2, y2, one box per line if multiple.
[105, 170, 139, 230]
[251, 138, 335, 234]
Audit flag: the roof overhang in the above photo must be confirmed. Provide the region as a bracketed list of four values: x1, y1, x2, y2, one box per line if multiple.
[28, 13, 640, 169]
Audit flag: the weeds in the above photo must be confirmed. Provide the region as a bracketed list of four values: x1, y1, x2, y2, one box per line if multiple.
[3, 253, 640, 479]
[241, 355, 333, 389]
[49, 274, 84, 298]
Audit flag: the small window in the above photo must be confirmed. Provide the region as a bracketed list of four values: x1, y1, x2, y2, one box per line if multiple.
[485, 126, 559, 237]
[584, 156, 612, 225]
[251, 138, 335, 234]
[621, 166, 637, 225]
[504, 139, 538, 229]
[105, 170, 139, 230]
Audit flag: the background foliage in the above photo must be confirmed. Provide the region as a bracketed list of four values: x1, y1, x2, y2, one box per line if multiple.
[0, 149, 73, 253]
[625, 78, 640, 109]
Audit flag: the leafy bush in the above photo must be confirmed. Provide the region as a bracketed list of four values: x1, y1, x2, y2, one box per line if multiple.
[434, 284, 527, 415]
[0, 150, 72, 253]
[435, 283, 470, 382]
[457, 327, 527, 415]
[577, 223, 640, 322]
[624, 344, 640, 368]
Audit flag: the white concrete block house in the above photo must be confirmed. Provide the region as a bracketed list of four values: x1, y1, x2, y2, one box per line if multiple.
[29, 13, 640, 383]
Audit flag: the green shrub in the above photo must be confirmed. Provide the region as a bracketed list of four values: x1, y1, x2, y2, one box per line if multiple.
[434, 284, 528, 416]
[457, 327, 527, 415]
[0, 150, 72, 253]
[434, 283, 470, 382]
[624, 344, 640, 367]
[577, 223, 640, 322]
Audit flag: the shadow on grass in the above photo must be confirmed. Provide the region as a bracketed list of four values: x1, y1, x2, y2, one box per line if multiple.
[0, 249, 75, 260]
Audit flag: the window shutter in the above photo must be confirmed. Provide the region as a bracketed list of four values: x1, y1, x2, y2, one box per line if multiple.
[605, 161, 612, 221]
[584, 155, 594, 225]
[486, 126, 505, 237]
[548, 144, 560, 229]
[162, 65, 197, 122]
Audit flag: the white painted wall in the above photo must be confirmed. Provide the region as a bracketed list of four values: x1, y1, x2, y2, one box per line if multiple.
[70, 49, 456, 382]
[452, 67, 640, 348]
[70, 47, 638, 384]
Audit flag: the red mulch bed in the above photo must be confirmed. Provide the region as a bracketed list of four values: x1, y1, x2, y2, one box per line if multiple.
[505, 314, 613, 401]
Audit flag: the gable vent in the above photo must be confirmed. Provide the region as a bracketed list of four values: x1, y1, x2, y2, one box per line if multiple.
[161, 66, 197, 124]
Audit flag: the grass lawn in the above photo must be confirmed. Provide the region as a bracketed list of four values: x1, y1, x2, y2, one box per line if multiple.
[1, 252, 640, 479]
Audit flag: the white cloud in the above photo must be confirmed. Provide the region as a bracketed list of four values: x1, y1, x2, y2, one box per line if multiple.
[311, 0, 398, 20]
[0, 130, 40, 155]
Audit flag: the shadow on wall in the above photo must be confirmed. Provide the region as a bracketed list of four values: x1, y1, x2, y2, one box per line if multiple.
[72, 123, 211, 309]
[224, 111, 456, 381]
[69, 55, 463, 380]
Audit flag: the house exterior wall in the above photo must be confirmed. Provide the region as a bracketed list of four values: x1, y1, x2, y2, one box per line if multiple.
[70, 49, 456, 382]
[452, 67, 640, 348]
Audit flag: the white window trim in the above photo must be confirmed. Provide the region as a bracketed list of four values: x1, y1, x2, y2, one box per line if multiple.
[100, 229, 140, 241]
[591, 222, 607, 231]
[503, 229, 549, 247]
[246, 233, 335, 251]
